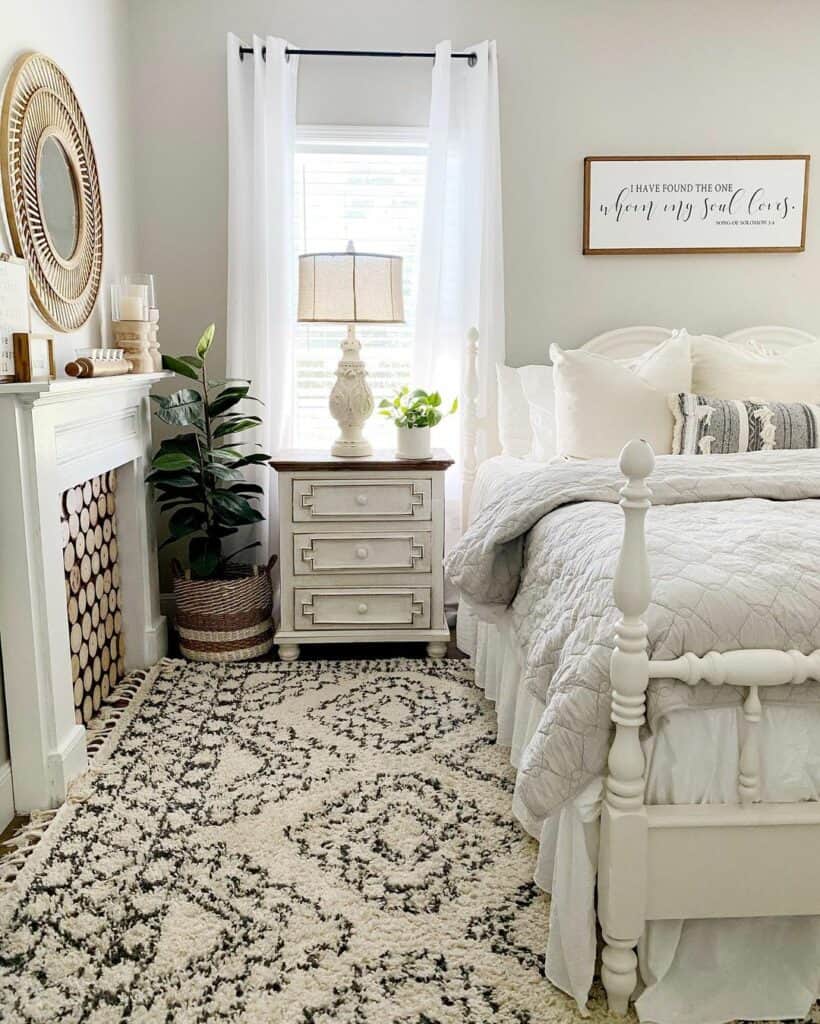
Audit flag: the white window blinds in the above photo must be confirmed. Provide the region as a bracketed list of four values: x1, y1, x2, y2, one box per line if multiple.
[293, 126, 427, 450]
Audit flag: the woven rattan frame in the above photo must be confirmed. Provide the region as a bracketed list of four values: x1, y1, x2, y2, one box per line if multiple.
[1, 52, 103, 331]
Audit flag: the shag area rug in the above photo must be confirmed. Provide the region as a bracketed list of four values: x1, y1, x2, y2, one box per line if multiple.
[0, 658, 814, 1023]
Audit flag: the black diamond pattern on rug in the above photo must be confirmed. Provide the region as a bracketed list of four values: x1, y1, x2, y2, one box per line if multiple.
[286, 770, 520, 914]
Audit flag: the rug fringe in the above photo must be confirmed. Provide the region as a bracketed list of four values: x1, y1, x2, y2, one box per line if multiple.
[0, 661, 167, 906]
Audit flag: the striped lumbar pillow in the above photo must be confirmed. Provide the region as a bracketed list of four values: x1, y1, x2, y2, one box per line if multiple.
[670, 392, 820, 455]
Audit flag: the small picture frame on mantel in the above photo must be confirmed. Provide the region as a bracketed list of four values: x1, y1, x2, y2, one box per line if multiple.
[15, 333, 56, 383]
[0, 252, 31, 383]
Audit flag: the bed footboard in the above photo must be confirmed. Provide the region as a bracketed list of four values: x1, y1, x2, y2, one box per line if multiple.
[598, 440, 820, 1016]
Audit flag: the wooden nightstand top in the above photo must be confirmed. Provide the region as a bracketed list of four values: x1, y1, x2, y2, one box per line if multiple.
[270, 449, 455, 472]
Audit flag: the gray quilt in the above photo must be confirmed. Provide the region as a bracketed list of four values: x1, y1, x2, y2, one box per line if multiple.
[446, 449, 820, 824]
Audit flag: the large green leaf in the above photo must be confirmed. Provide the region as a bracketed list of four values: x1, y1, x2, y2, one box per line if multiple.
[188, 535, 221, 578]
[229, 482, 264, 496]
[233, 452, 271, 467]
[213, 417, 262, 439]
[169, 506, 205, 539]
[212, 490, 264, 526]
[196, 324, 216, 359]
[152, 450, 198, 472]
[208, 385, 250, 417]
[204, 463, 242, 483]
[162, 354, 199, 381]
[155, 389, 204, 427]
[146, 469, 199, 488]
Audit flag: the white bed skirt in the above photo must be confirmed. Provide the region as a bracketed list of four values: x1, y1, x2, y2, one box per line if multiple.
[463, 604, 820, 1024]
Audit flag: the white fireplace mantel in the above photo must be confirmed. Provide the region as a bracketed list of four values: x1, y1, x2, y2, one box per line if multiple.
[0, 372, 169, 811]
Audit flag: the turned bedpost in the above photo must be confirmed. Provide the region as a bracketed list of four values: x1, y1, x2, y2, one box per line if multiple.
[461, 327, 480, 532]
[599, 438, 655, 1016]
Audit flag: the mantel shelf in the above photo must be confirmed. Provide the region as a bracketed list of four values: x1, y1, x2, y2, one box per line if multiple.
[0, 371, 173, 402]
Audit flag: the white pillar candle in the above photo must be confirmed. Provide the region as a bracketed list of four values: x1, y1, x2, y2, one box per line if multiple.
[119, 295, 146, 320]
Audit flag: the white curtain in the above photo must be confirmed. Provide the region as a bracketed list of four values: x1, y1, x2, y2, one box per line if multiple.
[226, 35, 298, 564]
[414, 40, 505, 545]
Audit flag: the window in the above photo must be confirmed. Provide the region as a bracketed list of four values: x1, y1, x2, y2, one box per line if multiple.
[293, 126, 427, 450]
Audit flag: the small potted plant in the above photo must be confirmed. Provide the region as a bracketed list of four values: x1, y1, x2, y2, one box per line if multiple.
[378, 386, 458, 460]
[149, 324, 275, 662]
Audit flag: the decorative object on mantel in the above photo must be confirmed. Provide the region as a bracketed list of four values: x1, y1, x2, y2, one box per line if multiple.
[379, 385, 458, 461]
[15, 332, 56, 383]
[111, 274, 161, 372]
[1, 52, 103, 330]
[150, 324, 276, 661]
[583, 155, 810, 254]
[298, 240, 404, 458]
[66, 348, 131, 379]
[0, 252, 31, 382]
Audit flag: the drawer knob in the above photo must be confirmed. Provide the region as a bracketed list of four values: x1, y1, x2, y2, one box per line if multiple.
[357, 602, 368, 614]
[355, 494, 368, 506]
[355, 546, 369, 560]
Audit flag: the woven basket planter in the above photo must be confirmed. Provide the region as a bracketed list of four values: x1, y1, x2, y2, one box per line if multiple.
[172, 557, 276, 662]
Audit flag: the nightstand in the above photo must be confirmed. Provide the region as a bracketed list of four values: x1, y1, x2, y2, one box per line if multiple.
[270, 449, 454, 660]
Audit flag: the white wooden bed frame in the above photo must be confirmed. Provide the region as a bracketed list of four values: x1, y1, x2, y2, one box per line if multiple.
[461, 324, 820, 1014]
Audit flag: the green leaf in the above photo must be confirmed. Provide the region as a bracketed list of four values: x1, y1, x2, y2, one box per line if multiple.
[223, 541, 262, 563]
[208, 385, 250, 418]
[169, 506, 204, 539]
[152, 450, 198, 472]
[196, 323, 215, 359]
[161, 354, 199, 381]
[204, 463, 242, 483]
[212, 491, 264, 526]
[157, 435, 200, 455]
[229, 482, 264, 495]
[233, 452, 271, 467]
[146, 469, 199, 488]
[213, 417, 262, 438]
[155, 389, 204, 427]
[188, 535, 221, 578]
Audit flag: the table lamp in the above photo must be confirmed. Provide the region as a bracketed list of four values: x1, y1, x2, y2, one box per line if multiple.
[298, 241, 404, 457]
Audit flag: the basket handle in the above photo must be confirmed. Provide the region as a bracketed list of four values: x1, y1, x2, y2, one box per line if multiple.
[171, 558, 186, 579]
[266, 554, 279, 577]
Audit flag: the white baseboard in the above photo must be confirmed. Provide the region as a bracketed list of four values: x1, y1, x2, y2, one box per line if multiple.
[0, 761, 14, 831]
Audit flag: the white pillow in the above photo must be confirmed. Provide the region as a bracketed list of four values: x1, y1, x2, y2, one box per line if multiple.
[550, 331, 692, 459]
[692, 334, 820, 402]
[496, 363, 554, 458]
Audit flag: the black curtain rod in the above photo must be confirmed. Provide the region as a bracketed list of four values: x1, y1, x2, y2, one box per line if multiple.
[239, 45, 478, 66]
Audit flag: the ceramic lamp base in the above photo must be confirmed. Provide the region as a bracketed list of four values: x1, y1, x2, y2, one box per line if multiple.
[328, 324, 374, 459]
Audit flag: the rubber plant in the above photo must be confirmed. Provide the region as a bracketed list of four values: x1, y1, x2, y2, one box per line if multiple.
[148, 324, 270, 579]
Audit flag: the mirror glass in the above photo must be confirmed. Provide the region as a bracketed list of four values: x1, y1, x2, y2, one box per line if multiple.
[38, 136, 78, 260]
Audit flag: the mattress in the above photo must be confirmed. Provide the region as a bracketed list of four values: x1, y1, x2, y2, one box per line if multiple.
[457, 454, 820, 1024]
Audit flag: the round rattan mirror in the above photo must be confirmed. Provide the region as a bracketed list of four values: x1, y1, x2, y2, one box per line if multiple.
[1, 52, 103, 332]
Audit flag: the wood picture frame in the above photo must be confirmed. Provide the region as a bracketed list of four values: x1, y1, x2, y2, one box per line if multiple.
[583, 155, 810, 254]
[0, 252, 31, 382]
[14, 332, 56, 383]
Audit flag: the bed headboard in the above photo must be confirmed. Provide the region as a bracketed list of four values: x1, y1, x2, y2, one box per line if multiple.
[460, 324, 820, 528]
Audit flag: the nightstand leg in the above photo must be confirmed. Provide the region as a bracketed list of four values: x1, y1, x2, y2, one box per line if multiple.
[426, 641, 448, 659]
[278, 643, 300, 662]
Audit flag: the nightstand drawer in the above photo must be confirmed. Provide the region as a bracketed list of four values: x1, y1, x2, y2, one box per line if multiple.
[292, 479, 432, 522]
[294, 587, 431, 629]
[293, 531, 432, 575]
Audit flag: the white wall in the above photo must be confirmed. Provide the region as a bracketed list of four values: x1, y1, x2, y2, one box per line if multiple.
[0, 0, 136, 817]
[129, 0, 820, 375]
[0, 0, 137, 366]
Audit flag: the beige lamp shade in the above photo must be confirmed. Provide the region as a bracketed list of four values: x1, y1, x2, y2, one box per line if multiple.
[298, 247, 404, 324]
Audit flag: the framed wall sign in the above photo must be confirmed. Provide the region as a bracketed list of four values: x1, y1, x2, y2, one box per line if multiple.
[0, 253, 31, 382]
[583, 155, 810, 254]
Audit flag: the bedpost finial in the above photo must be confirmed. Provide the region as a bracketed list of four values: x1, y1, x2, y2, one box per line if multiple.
[619, 438, 655, 481]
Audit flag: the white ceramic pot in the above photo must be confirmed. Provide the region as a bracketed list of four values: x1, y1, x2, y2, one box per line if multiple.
[396, 425, 432, 460]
